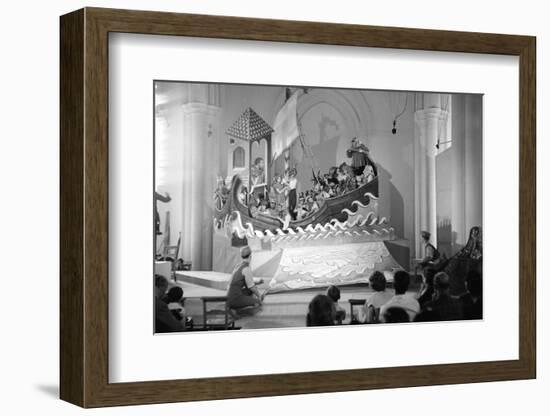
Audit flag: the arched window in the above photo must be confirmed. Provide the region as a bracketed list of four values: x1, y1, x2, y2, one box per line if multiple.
[233, 146, 245, 168]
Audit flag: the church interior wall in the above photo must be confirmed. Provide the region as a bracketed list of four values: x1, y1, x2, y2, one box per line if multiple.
[156, 82, 482, 270]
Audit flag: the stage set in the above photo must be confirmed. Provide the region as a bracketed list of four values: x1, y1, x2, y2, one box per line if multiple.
[154, 82, 483, 331]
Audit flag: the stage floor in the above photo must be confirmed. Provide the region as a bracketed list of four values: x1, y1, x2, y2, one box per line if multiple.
[172, 277, 420, 330]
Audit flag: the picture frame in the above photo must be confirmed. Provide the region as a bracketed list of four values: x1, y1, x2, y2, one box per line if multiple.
[60, 7, 536, 408]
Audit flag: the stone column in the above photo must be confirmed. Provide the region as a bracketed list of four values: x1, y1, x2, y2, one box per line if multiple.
[181, 100, 221, 270]
[464, 95, 483, 233]
[451, 95, 467, 251]
[448, 94, 483, 253]
[414, 100, 448, 257]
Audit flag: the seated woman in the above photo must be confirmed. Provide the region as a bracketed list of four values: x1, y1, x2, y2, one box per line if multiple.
[358, 271, 393, 323]
[414, 231, 441, 276]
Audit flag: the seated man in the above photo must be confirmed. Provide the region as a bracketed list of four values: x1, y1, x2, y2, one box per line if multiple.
[379, 270, 420, 322]
[227, 246, 264, 313]
[154, 275, 185, 333]
[423, 272, 464, 321]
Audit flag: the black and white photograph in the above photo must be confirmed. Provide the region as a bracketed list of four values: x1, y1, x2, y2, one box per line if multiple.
[2, 0, 544, 413]
[153, 82, 483, 332]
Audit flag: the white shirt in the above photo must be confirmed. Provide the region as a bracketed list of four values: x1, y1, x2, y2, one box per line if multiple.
[357, 291, 393, 323]
[379, 294, 420, 322]
[367, 290, 393, 309]
[288, 177, 297, 190]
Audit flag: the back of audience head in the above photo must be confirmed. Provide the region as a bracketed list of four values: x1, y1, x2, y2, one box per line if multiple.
[326, 285, 341, 303]
[306, 294, 335, 326]
[393, 270, 410, 295]
[383, 307, 410, 323]
[369, 271, 387, 292]
[434, 272, 451, 295]
[466, 270, 482, 298]
[164, 286, 184, 303]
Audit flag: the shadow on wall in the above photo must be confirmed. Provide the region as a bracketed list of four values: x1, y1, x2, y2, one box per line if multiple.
[437, 220, 466, 258]
[437, 218, 452, 258]
[378, 165, 404, 239]
[451, 231, 464, 256]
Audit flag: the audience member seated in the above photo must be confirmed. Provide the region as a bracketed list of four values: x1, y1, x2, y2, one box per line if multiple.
[382, 307, 411, 323]
[162, 286, 185, 322]
[422, 272, 464, 321]
[416, 267, 436, 308]
[418, 231, 441, 269]
[326, 285, 346, 323]
[154, 275, 185, 333]
[306, 294, 335, 326]
[460, 270, 483, 320]
[379, 270, 420, 322]
[358, 271, 393, 323]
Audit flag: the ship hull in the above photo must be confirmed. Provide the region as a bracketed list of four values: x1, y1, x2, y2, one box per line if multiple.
[215, 175, 379, 233]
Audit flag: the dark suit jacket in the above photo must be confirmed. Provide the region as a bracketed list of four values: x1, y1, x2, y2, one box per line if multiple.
[155, 296, 184, 333]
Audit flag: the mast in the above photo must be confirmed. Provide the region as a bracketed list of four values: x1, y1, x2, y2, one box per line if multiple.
[273, 88, 319, 179]
[296, 118, 319, 180]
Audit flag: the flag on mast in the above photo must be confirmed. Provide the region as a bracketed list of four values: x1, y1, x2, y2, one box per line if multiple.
[271, 91, 300, 161]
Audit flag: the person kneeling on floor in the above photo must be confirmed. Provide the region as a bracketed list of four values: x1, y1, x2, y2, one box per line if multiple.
[227, 246, 264, 314]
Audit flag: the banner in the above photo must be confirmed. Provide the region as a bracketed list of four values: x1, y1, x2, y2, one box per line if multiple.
[271, 91, 300, 160]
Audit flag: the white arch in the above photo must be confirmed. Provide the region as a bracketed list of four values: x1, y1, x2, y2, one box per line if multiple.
[269, 88, 374, 141]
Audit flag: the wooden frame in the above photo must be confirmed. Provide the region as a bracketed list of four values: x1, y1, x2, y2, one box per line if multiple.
[60, 7, 536, 408]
